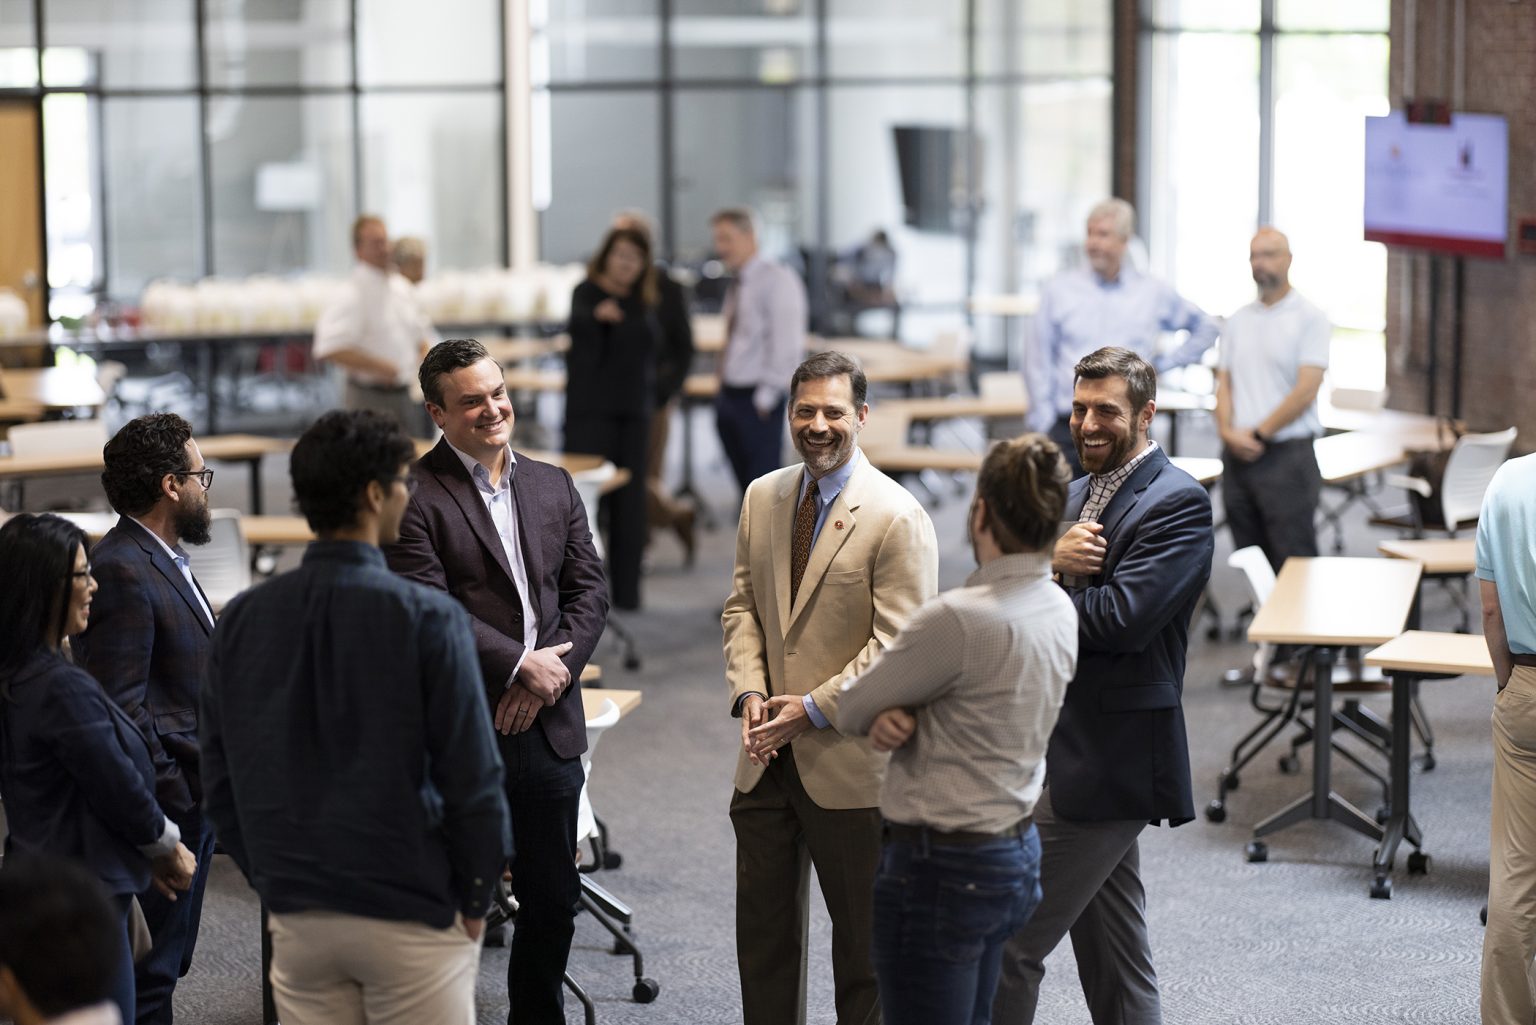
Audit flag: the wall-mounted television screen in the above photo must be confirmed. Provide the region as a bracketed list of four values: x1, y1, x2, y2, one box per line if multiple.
[1363, 110, 1508, 259]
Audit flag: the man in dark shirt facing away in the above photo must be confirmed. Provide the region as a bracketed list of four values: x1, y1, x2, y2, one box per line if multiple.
[200, 410, 510, 1024]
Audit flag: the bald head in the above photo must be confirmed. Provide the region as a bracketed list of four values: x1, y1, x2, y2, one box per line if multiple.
[1249, 227, 1292, 301]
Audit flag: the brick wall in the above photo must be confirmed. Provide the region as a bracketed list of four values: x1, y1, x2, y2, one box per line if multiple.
[1386, 0, 1536, 444]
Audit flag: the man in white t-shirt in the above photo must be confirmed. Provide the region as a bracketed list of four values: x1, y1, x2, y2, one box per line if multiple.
[314, 215, 437, 437]
[1214, 227, 1330, 570]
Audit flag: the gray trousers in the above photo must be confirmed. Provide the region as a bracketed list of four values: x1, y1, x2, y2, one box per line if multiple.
[1221, 436, 1321, 572]
[344, 380, 433, 439]
[992, 788, 1161, 1025]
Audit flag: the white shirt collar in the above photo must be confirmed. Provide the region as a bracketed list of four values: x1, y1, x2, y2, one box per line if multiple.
[128, 515, 188, 564]
[447, 440, 517, 492]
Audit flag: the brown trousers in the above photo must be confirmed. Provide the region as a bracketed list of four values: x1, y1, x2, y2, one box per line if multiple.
[1483, 664, 1536, 1023]
[730, 745, 883, 1025]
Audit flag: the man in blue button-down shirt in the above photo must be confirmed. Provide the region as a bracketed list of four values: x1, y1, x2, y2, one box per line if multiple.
[202, 410, 510, 1023]
[1024, 199, 1219, 476]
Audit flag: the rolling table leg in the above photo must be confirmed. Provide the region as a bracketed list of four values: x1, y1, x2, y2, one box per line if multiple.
[247, 457, 264, 516]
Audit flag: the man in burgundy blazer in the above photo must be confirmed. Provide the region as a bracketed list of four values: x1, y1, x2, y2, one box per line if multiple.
[383, 338, 608, 1025]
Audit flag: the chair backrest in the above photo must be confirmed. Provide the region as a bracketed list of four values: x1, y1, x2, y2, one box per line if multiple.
[187, 508, 250, 613]
[1228, 546, 1277, 675]
[6, 418, 108, 457]
[930, 327, 972, 363]
[577, 696, 622, 842]
[859, 409, 909, 451]
[1440, 427, 1517, 533]
[568, 459, 618, 559]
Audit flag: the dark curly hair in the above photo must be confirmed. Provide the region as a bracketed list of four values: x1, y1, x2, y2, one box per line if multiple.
[0, 513, 88, 682]
[101, 412, 194, 517]
[975, 433, 1072, 553]
[291, 410, 417, 534]
[0, 854, 119, 1016]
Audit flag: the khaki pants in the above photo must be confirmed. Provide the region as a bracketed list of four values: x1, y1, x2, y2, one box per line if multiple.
[268, 909, 481, 1025]
[1483, 664, 1536, 1024]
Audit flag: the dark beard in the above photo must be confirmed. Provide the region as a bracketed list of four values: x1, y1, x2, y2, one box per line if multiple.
[176, 501, 212, 546]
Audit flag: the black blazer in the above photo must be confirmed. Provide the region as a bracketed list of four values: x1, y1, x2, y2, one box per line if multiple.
[565, 279, 658, 420]
[74, 516, 214, 817]
[1046, 448, 1213, 826]
[0, 652, 167, 896]
[653, 268, 695, 406]
[383, 440, 609, 760]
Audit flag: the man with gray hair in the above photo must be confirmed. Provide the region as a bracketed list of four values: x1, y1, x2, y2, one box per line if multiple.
[1024, 198, 1217, 476]
[711, 206, 809, 492]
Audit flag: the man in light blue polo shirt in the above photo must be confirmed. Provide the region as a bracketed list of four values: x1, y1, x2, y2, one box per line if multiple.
[1476, 451, 1536, 1025]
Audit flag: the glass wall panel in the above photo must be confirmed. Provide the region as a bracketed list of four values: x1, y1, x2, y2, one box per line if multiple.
[827, 85, 967, 314]
[205, 0, 351, 89]
[542, 0, 660, 84]
[208, 95, 355, 277]
[826, 0, 964, 80]
[356, 0, 499, 87]
[1276, 0, 1389, 32]
[978, 0, 1111, 77]
[1273, 34, 1389, 332]
[103, 97, 203, 300]
[1145, 32, 1260, 318]
[538, 91, 660, 265]
[42, 0, 197, 89]
[672, 0, 815, 82]
[672, 87, 816, 267]
[1147, 0, 1259, 31]
[0, 0, 37, 87]
[42, 92, 100, 313]
[361, 92, 504, 271]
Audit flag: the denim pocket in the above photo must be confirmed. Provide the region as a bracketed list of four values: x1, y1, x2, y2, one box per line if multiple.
[934, 875, 1026, 964]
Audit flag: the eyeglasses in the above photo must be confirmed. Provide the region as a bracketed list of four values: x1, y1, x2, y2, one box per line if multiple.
[71, 565, 93, 580]
[173, 468, 215, 489]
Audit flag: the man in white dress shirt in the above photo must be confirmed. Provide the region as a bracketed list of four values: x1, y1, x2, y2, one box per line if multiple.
[314, 215, 437, 437]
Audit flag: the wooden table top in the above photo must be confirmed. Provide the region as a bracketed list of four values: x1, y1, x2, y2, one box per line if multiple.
[0, 433, 288, 478]
[0, 367, 106, 410]
[880, 396, 1028, 421]
[1313, 431, 1410, 484]
[968, 293, 1039, 317]
[863, 446, 983, 474]
[1377, 537, 1477, 574]
[1248, 557, 1423, 646]
[1170, 456, 1223, 486]
[582, 687, 642, 721]
[503, 368, 569, 392]
[0, 397, 47, 422]
[1155, 389, 1216, 414]
[486, 335, 568, 364]
[1364, 630, 1493, 676]
[1318, 400, 1459, 451]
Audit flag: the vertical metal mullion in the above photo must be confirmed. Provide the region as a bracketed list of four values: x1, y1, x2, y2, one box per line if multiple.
[659, 0, 675, 262]
[349, 0, 363, 217]
[811, 0, 829, 332]
[34, 0, 50, 323]
[195, 0, 215, 276]
[94, 91, 110, 300]
[497, 0, 510, 267]
[962, 0, 977, 308]
[1257, 0, 1275, 228]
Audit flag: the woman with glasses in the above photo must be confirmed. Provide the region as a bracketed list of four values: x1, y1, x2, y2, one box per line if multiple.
[0, 513, 197, 1023]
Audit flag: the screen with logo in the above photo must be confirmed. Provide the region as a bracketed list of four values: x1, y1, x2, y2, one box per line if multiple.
[1363, 111, 1508, 259]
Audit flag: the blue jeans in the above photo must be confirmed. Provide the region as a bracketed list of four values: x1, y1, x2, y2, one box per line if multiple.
[872, 824, 1043, 1025]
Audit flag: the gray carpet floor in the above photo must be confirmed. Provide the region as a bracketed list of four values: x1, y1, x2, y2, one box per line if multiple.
[162, 405, 1491, 1025]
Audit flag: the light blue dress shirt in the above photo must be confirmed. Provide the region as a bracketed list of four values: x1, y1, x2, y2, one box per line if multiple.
[1024, 265, 1219, 433]
[1476, 453, 1536, 655]
[796, 449, 862, 729]
[128, 516, 214, 629]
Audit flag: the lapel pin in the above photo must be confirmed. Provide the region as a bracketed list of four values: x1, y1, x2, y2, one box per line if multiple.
[834, 520, 844, 530]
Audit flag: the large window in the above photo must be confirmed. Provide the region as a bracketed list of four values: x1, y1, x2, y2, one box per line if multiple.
[6, 0, 507, 316]
[1142, 0, 1390, 383]
[532, 0, 1115, 357]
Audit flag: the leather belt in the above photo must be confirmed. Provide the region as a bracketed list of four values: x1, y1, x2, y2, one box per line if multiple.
[883, 817, 1033, 847]
[1510, 653, 1536, 668]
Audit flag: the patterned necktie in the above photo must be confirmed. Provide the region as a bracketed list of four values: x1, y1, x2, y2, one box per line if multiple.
[790, 474, 819, 606]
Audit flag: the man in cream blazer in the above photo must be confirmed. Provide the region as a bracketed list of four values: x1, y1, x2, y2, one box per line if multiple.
[724, 351, 939, 1025]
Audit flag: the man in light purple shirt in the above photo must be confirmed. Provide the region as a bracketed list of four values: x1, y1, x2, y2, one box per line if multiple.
[712, 207, 809, 492]
[1024, 199, 1218, 475]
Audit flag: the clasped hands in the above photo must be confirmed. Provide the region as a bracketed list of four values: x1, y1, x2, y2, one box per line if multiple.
[150, 841, 197, 901]
[741, 695, 919, 763]
[495, 641, 575, 735]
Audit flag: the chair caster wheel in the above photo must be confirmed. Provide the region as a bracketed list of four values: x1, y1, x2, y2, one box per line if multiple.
[1244, 841, 1268, 863]
[1416, 752, 1437, 772]
[1481, 903, 1489, 926]
[1205, 800, 1226, 823]
[602, 850, 624, 870]
[1375, 805, 1390, 824]
[1407, 851, 1431, 875]
[1278, 754, 1300, 774]
[624, 655, 642, 671]
[1370, 876, 1392, 899]
[1225, 771, 1240, 791]
[633, 978, 660, 1003]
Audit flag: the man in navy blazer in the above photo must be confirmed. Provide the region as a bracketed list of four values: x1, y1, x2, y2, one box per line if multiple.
[73, 413, 218, 1025]
[994, 347, 1213, 1025]
[384, 338, 608, 1025]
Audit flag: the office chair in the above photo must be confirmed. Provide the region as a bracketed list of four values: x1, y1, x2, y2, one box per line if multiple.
[570, 460, 641, 670]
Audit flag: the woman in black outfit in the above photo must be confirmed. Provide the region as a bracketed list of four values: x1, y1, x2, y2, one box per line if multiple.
[0, 513, 195, 1023]
[565, 226, 659, 611]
